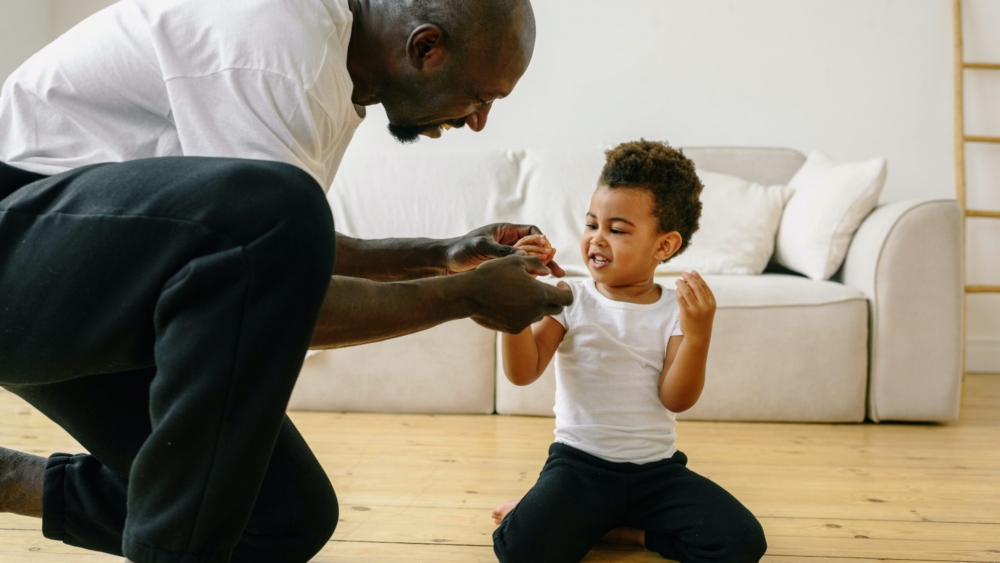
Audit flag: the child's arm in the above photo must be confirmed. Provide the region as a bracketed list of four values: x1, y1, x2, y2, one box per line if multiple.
[659, 271, 716, 412]
[502, 234, 565, 386]
[502, 316, 566, 386]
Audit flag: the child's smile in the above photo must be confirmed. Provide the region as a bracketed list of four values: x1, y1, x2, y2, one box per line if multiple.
[589, 250, 611, 270]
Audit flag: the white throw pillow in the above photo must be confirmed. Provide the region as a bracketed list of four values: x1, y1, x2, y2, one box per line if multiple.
[774, 151, 887, 280]
[659, 170, 792, 276]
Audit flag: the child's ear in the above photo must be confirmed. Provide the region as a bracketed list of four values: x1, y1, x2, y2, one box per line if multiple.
[654, 231, 683, 263]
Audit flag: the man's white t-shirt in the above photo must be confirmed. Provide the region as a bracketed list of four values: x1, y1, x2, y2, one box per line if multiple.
[551, 279, 684, 464]
[0, 0, 365, 190]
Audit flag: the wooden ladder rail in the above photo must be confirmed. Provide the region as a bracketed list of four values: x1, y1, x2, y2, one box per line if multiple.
[954, 0, 1000, 377]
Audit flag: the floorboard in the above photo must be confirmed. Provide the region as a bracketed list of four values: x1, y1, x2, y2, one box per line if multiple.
[2, 374, 998, 562]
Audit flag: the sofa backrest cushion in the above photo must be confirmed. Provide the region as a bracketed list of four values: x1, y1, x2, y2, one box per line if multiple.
[683, 147, 806, 186]
[328, 149, 523, 239]
[327, 147, 807, 275]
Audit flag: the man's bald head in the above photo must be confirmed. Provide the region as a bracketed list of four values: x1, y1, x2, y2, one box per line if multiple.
[348, 0, 536, 143]
[407, 0, 536, 62]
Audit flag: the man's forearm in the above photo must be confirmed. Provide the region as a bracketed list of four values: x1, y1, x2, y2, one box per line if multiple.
[334, 234, 450, 281]
[309, 274, 474, 349]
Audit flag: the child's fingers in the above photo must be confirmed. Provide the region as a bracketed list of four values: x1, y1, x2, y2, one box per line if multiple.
[687, 271, 716, 306]
[514, 234, 548, 249]
[683, 272, 710, 304]
[517, 245, 550, 256]
[675, 279, 695, 307]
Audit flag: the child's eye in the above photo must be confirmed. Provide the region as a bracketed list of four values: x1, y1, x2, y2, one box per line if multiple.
[585, 224, 597, 230]
[611, 229, 625, 235]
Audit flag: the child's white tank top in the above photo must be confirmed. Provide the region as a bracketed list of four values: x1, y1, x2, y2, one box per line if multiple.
[551, 279, 684, 464]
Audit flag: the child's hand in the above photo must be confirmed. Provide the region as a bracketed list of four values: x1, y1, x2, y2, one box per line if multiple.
[514, 234, 556, 266]
[676, 271, 716, 345]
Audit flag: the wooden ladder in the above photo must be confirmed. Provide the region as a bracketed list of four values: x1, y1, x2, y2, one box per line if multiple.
[954, 0, 1000, 374]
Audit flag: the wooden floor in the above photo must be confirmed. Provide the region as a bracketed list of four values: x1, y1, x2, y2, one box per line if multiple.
[2, 375, 999, 562]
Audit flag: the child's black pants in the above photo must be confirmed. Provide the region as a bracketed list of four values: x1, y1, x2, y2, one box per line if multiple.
[0, 158, 337, 563]
[494, 443, 767, 563]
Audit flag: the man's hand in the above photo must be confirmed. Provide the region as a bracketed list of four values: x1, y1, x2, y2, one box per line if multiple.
[675, 271, 716, 344]
[464, 255, 573, 334]
[444, 224, 566, 277]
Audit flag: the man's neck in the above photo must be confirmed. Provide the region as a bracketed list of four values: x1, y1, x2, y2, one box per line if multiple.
[346, 0, 384, 106]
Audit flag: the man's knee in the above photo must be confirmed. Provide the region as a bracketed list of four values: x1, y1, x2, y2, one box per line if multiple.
[213, 160, 332, 240]
[204, 159, 335, 280]
[294, 475, 339, 559]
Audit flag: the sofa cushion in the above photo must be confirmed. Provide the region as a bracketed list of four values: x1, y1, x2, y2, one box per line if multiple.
[664, 170, 792, 275]
[774, 151, 888, 280]
[289, 319, 496, 414]
[327, 149, 524, 239]
[497, 274, 869, 422]
[683, 147, 806, 187]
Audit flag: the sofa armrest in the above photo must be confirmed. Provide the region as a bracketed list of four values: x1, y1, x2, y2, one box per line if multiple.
[838, 199, 963, 422]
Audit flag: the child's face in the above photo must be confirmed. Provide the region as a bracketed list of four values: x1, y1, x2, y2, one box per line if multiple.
[580, 185, 679, 285]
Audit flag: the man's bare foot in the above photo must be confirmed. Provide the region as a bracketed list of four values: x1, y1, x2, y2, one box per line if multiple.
[491, 499, 520, 525]
[601, 527, 646, 548]
[0, 446, 45, 518]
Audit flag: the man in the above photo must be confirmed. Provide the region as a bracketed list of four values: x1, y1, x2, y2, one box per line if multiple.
[0, 1, 572, 562]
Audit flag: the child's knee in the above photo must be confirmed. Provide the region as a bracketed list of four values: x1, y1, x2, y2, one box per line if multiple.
[493, 518, 574, 563]
[493, 520, 530, 563]
[742, 516, 768, 561]
[718, 514, 767, 563]
[646, 514, 766, 563]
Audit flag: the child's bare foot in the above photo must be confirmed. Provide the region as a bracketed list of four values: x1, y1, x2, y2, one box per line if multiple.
[601, 527, 646, 548]
[491, 499, 520, 525]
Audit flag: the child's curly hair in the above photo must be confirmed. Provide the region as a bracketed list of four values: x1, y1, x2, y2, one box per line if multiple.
[600, 139, 703, 258]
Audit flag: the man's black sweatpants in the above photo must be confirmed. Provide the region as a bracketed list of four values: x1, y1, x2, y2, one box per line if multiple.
[0, 158, 338, 563]
[494, 443, 767, 563]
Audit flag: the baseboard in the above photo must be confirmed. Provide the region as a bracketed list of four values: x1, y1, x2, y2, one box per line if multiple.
[968, 337, 1000, 374]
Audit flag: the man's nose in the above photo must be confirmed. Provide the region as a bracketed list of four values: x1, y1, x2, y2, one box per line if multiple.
[465, 103, 492, 132]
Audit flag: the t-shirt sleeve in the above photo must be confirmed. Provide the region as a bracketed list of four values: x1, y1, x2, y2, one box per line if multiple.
[550, 281, 575, 330]
[670, 315, 683, 337]
[165, 70, 339, 189]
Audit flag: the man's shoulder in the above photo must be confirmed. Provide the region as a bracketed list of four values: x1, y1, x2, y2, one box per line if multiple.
[141, 0, 352, 87]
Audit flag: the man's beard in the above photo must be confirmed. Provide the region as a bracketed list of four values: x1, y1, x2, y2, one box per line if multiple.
[387, 118, 467, 144]
[387, 123, 429, 144]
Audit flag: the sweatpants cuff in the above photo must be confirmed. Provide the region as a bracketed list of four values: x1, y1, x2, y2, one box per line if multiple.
[41, 453, 73, 541]
[123, 536, 233, 563]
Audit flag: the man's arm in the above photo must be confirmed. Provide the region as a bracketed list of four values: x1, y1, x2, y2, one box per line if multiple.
[333, 224, 566, 281]
[311, 255, 573, 349]
[333, 235, 448, 281]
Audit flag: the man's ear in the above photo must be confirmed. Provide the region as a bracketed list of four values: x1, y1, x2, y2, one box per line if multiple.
[406, 24, 448, 72]
[654, 231, 683, 263]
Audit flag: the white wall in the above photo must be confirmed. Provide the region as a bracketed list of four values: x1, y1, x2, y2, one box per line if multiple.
[50, 0, 116, 37]
[0, 0, 52, 81]
[2, 0, 999, 371]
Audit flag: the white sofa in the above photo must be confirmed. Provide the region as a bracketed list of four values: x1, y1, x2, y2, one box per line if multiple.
[288, 147, 963, 423]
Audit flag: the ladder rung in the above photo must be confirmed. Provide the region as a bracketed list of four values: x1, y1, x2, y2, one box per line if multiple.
[967, 209, 1000, 218]
[964, 62, 1000, 70]
[966, 135, 1000, 144]
[967, 286, 1000, 294]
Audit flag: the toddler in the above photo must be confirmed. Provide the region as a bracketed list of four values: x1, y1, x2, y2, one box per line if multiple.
[491, 140, 767, 563]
